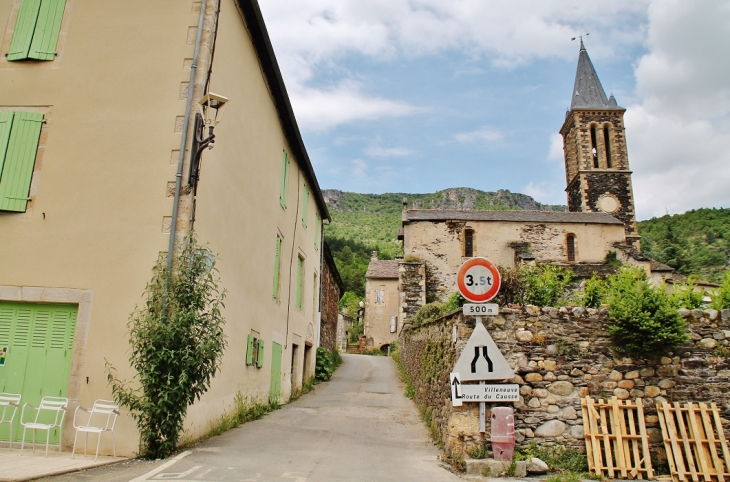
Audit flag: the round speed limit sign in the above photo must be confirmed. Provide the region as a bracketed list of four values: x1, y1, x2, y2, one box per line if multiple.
[456, 258, 501, 303]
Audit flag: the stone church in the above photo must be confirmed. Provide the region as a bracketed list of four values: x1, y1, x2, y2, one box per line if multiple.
[364, 41, 672, 348]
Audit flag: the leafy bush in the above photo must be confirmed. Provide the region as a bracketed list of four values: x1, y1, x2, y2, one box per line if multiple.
[671, 277, 704, 309]
[518, 442, 588, 473]
[523, 264, 574, 307]
[106, 234, 227, 459]
[710, 270, 730, 309]
[348, 321, 363, 344]
[574, 274, 606, 308]
[606, 267, 689, 358]
[412, 292, 463, 325]
[492, 265, 528, 306]
[315, 347, 342, 382]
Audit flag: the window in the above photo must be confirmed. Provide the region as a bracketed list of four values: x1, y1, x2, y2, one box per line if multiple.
[279, 150, 289, 209]
[464, 228, 474, 257]
[0, 111, 44, 212]
[246, 334, 264, 368]
[272, 235, 282, 299]
[7, 0, 66, 61]
[296, 255, 304, 309]
[314, 213, 320, 250]
[590, 125, 599, 168]
[301, 184, 309, 228]
[566, 234, 576, 262]
[376, 289, 384, 305]
[603, 125, 612, 168]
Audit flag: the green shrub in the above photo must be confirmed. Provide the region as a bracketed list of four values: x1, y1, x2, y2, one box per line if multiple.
[492, 265, 528, 306]
[523, 264, 574, 307]
[348, 321, 363, 344]
[412, 292, 463, 326]
[518, 442, 588, 473]
[710, 270, 730, 309]
[106, 234, 227, 459]
[671, 277, 704, 309]
[606, 267, 689, 358]
[574, 274, 606, 308]
[315, 347, 342, 382]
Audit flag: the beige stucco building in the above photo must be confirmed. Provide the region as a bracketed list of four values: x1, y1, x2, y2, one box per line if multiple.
[0, 0, 329, 456]
[364, 253, 400, 350]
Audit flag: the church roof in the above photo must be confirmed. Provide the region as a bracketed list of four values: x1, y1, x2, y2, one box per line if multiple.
[366, 260, 399, 279]
[570, 40, 622, 110]
[403, 209, 623, 225]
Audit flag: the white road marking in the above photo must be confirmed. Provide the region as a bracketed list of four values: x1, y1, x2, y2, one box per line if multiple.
[128, 451, 192, 482]
[156, 465, 203, 479]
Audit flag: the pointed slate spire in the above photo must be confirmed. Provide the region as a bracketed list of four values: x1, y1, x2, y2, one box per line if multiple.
[570, 40, 615, 109]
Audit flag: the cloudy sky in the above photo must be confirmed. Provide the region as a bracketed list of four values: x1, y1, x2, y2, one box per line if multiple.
[257, 0, 730, 220]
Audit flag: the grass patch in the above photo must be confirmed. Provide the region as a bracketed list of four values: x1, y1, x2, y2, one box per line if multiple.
[289, 377, 315, 403]
[391, 343, 415, 399]
[467, 441, 488, 459]
[517, 442, 589, 473]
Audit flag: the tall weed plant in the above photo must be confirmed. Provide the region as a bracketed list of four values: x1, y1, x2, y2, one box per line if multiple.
[710, 270, 730, 309]
[106, 234, 227, 459]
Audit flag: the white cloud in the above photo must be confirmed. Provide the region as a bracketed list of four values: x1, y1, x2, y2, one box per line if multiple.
[625, 0, 730, 219]
[365, 146, 413, 158]
[289, 80, 416, 132]
[523, 181, 565, 206]
[455, 126, 503, 143]
[259, 0, 650, 130]
[548, 133, 564, 161]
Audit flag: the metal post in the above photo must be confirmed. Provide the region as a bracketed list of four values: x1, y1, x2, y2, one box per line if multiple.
[476, 315, 486, 433]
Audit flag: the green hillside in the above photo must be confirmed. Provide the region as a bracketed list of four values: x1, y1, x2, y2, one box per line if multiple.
[639, 208, 730, 283]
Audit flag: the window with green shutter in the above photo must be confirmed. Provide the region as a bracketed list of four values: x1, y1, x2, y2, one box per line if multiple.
[272, 234, 282, 299]
[7, 0, 66, 61]
[296, 255, 304, 309]
[301, 184, 309, 228]
[0, 111, 45, 212]
[279, 151, 289, 209]
[314, 213, 320, 251]
[256, 340, 264, 368]
[246, 334, 255, 366]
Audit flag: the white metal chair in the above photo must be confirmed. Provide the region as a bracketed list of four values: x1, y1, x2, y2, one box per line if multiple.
[72, 399, 120, 460]
[20, 396, 68, 457]
[0, 393, 21, 449]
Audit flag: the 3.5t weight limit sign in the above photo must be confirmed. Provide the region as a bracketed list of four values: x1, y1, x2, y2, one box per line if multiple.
[457, 258, 501, 303]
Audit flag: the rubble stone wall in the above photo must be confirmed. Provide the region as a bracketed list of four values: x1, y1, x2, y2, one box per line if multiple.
[398, 306, 730, 458]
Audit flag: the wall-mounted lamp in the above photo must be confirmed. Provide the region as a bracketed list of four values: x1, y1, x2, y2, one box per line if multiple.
[189, 93, 229, 190]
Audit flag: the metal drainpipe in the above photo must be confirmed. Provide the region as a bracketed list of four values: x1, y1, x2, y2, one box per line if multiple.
[166, 0, 208, 282]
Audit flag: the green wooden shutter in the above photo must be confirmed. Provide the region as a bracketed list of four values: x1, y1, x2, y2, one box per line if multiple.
[0, 112, 15, 177]
[0, 112, 44, 212]
[256, 340, 264, 368]
[314, 213, 320, 250]
[296, 256, 304, 309]
[301, 184, 309, 228]
[279, 151, 289, 209]
[6, 0, 42, 61]
[28, 0, 66, 60]
[272, 235, 282, 299]
[246, 334, 254, 366]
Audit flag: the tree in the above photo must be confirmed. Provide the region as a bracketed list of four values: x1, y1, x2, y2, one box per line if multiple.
[106, 234, 227, 458]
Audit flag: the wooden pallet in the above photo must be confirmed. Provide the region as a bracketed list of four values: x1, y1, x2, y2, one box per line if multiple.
[582, 397, 654, 479]
[657, 402, 730, 482]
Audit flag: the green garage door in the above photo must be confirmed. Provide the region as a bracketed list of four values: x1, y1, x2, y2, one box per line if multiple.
[0, 302, 77, 443]
[269, 342, 282, 404]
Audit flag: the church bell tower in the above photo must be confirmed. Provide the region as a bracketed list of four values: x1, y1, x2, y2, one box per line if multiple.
[561, 40, 639, 247]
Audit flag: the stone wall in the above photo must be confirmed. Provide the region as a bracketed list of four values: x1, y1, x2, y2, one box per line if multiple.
[398, 306, 730, 458]
[320, 244, 342, 351]
[398, 261, 426, 324]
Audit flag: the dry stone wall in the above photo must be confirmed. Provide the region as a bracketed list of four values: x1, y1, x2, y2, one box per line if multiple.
[398, 306, 730, 458]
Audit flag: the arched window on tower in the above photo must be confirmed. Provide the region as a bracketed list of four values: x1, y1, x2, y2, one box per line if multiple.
[566, 234, 576, 262]
[603, 125, 612, 168]
[464, 228, 474, 257]
[590, 126, 599, 168]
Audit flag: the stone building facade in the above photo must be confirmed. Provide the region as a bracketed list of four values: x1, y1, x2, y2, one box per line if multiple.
[364, 253, 400, 349]
[319, 242, 344, 352]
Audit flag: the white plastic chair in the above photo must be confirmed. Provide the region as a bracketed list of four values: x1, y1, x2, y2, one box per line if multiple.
[72, 399, 119, 460]
[0, 393, 21, 449]
[20, 396, 68, 457]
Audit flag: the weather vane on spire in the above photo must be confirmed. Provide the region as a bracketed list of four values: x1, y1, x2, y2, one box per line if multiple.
[571, 31, 590, 43]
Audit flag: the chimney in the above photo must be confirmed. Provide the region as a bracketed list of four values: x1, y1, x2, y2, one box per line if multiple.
[371, 251, 378, 261]
[402, 197, 408, 211]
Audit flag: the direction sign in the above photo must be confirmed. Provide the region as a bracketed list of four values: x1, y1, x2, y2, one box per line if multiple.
[456, 258, 501, 303]
[453, 321, 514, 381]
[458, 384, 519, 402]
[450, 372, 463, 407]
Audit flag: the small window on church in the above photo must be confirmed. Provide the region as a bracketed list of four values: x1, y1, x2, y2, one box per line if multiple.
[464, 229, 474, 257]
[566, 234, 576, 262]
[590, 126, 599, 168]
[603, 126, 612, 168]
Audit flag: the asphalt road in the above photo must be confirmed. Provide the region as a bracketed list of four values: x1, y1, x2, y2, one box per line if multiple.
[40, 354, 461, 482]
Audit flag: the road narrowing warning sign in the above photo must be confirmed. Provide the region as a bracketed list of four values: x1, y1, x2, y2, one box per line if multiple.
[452, 321, 514, 381]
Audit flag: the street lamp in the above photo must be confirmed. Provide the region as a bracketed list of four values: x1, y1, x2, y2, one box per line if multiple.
[188, 93, 229, 190]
